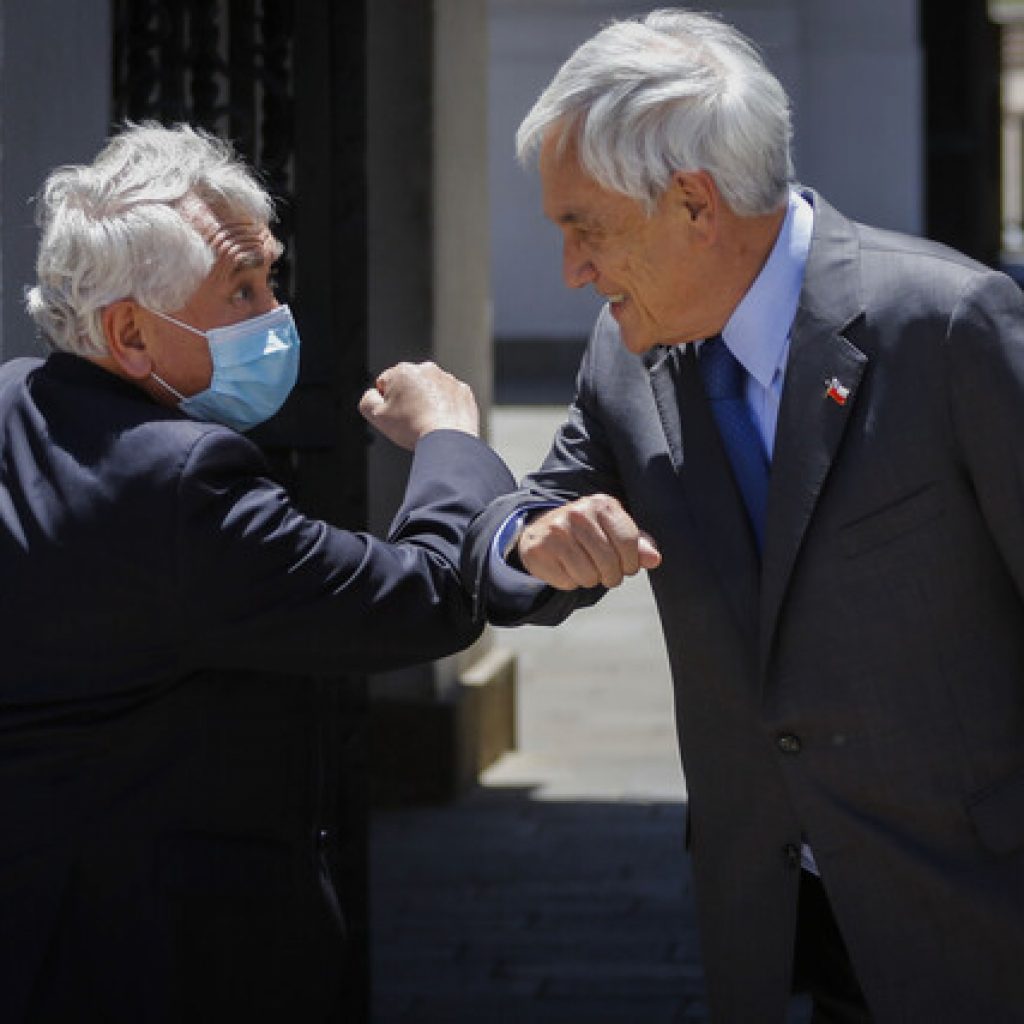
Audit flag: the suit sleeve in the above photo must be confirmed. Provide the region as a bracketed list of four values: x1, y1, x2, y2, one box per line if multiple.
[947, 269, 1024, 601]
[176, 428, 516, 674]
[463, 310, 627, 627]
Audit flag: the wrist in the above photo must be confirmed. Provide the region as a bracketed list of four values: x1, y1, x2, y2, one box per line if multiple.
[502, 517, 528, 570]
[418, 419, 479, 442]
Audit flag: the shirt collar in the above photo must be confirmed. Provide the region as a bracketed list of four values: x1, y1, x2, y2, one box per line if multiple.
[720, 189, 813, 388]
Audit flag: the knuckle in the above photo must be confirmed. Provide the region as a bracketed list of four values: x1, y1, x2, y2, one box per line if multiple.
[564, 505, 594, 530]
[546, 515, 571, 538]
[535, 509, 561, 533]
[522, 529, 554, 557]
[519, 529, 540, 552]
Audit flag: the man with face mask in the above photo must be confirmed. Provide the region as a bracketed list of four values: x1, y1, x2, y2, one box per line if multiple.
[0, 124, 514, 1022]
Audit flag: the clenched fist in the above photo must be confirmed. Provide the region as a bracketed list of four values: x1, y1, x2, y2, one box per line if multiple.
[517, 494, 662, 590]
[359, 361, 479, 450]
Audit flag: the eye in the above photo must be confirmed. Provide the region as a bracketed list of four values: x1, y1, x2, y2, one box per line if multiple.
[575, 227, 603, 252]
[230, 268, 276, 306]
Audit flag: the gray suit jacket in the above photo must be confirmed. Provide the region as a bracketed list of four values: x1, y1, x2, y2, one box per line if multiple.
[464, 192, 1024, 1022]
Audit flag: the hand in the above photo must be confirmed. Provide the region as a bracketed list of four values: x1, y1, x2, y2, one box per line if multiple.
[517, 494, 662, 590]
[359, 361, 479, 450]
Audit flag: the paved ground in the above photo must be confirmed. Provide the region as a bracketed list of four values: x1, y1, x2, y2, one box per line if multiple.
[370, 406, 811, 1023]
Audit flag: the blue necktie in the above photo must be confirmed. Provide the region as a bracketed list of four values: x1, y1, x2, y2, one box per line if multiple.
[697, 336, 769, 548]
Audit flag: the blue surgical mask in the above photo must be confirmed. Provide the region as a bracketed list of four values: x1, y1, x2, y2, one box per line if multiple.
[149, 305, 300, 432]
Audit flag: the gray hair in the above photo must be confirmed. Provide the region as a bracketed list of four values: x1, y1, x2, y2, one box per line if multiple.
[26, 122, 274, 357]
[517, 8, 793, 216]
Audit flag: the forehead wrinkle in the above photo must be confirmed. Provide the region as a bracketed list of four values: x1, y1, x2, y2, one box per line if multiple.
[179, 195, 260, 253]
[209, 226, 281, 275]
[229, 247, 268, 272]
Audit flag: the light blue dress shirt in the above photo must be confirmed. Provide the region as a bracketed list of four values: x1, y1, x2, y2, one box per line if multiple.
[717, 188, 813, 460]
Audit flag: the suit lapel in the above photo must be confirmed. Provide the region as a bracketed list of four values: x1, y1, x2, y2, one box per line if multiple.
[648, 345, 760, 647]
[644, 192, 869, 668]
[647, 346, 685, 467]
[758, 192, 869, 674]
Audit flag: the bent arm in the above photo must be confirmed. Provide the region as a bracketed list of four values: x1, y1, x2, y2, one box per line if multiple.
[178, 428, 516, 674]
[462, 325, 649, 626]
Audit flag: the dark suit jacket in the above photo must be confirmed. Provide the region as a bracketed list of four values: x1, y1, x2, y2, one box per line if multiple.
[0, 352, 515, 1023]
[464, 192, 1024, 1023]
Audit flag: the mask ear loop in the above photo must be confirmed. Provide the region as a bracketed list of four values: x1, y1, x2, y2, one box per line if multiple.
[150, 371, 187, 402]
[145, 308, 206, 403]
[150, 308, 206, 337]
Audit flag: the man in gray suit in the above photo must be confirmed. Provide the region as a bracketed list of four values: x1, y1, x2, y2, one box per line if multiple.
[463, 9, 1024, 1023]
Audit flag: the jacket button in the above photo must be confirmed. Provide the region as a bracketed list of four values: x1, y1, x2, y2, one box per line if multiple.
[777, 733, 802, 754]
[782, 843, 801, 869]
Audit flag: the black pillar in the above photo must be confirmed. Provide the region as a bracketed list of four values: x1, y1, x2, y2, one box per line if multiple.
[922, 0, 1001, 265]
[112, 1, 371, 1017]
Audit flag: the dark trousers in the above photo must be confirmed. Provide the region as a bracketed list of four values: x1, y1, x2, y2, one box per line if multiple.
[792, 871, 873, 1024]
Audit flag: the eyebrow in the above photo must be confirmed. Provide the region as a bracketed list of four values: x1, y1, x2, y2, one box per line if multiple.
[549, 209, 595, 231]
[230, 252, 264, 272]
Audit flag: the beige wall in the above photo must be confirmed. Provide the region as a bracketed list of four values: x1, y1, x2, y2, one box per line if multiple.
[368, 0, 494, 701]
[434, 0, 493, 419]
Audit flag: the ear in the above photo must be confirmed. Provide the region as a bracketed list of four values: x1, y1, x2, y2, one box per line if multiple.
[669, 170, 720, 241]
[102, 300, 153, 380]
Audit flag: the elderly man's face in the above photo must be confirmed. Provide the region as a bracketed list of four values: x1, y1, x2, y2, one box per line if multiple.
[540, 134, 718, 354]
[140, 200, 282, 398]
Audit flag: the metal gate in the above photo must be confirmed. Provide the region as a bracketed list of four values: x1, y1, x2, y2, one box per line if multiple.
[112, 1, 370, 1017]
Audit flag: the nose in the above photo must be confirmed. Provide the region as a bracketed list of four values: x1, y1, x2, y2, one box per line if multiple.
[562, 238, 597, 290]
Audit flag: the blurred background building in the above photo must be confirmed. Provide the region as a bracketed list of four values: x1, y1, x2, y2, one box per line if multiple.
[995, 1, 1024, 275]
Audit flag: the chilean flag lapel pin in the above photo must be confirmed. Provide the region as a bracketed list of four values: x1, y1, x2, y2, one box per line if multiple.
[825, 376, 850, 406]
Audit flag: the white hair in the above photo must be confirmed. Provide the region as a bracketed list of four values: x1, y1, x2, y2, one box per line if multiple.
[26, 122, 275, 357]
[517, 8, 793, 216]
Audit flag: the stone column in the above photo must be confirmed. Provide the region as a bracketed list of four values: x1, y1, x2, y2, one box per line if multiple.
[367, 0, 516, 804]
